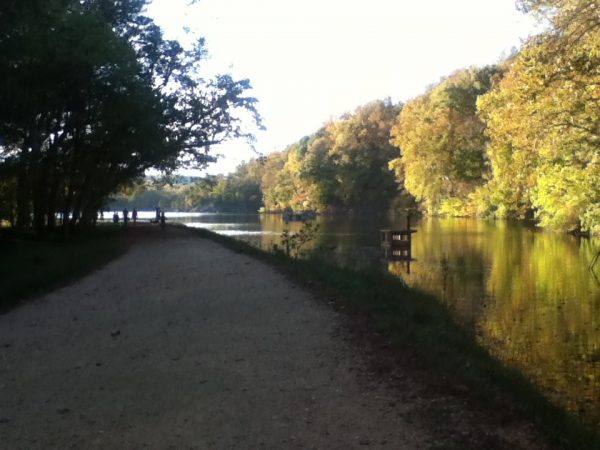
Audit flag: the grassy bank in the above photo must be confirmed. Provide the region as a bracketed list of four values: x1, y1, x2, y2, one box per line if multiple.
[0, 226, 127, 312]
[187, 226, 599, 450]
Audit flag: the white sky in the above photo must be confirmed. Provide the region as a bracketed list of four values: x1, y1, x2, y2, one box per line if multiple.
[146, 0, 537, 175]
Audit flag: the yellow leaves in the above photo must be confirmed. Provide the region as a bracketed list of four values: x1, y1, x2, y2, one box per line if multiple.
[476, 10, 600, 230]
[392, 67, 495, 214]
[261, 99, 402, 210]
[533, 164, 592, 229]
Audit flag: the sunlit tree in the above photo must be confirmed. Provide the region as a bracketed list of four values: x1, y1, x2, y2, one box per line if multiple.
[390, 67, 500, 215]
[479, 0, 600, 232]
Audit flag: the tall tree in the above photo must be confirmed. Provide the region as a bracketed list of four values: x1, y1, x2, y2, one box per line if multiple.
[478, 0, 599, 231]
[390, 67, 500, 215]
[325, 99, 401, 209]
[259, 99, 402, 212]
[0, 0, 260, 232]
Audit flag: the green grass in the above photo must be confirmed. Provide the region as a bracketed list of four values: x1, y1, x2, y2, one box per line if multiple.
[0, 225, 127, 311]
[186, 225, 600, 450]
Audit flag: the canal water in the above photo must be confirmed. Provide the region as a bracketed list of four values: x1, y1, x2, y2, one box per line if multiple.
[148, 211, 600, 425]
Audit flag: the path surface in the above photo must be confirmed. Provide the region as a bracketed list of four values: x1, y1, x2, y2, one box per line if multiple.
[0, 227, 543, 449]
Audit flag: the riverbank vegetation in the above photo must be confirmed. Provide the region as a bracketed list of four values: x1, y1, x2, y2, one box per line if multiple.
[191, 225, 600, 449]
[0, 0, 260, 234]
[123, 0, 598, 234]
[3, 1, 595, 234]
[477, 0, 600, 233]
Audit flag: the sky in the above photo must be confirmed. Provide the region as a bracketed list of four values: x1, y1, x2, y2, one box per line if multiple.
[145, 0, 538, 176]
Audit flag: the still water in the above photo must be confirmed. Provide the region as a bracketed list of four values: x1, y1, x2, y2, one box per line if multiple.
[182, 213, 600, 424]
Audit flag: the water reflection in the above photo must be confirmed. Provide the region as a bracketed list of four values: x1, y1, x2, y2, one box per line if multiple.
[389, 218, 600, 425]
[182, 213, 600, 425]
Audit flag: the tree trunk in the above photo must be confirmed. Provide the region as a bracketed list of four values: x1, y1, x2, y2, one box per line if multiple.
[62, 178, 75, 238]
[15, 143, 31, 230]
[46, 165, 60, 230]
[30, 129, 47, 234]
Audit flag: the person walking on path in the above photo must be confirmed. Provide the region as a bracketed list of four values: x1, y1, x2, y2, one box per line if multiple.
[122, 208, 129, 226]
[132, 208, 138, 224]
[160, 211, 166, 230]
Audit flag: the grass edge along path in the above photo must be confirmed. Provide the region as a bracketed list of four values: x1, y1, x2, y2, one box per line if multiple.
[0, 226, 127, 313]
[186, 226, 600, 450]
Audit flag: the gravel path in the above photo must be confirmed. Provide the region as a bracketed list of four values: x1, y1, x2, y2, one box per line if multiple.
[1, 228, 434, 449]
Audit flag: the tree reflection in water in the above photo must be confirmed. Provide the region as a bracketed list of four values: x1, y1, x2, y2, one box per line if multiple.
[388, 218, 600, 425]
[185, 213, 600, 425]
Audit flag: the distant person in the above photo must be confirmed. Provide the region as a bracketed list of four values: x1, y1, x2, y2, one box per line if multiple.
[132, 208, 138, 224]
[155, 207, 161, 223]
[122, 208, 129, 226]
[112, 212, 119, 224]
[160, 211, 166, 230]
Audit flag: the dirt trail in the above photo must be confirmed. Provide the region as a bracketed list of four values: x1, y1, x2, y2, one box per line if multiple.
[0, 227, 544, 449]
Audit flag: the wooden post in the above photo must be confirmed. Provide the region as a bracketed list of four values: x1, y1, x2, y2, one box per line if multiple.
[380, 217, 416, 263]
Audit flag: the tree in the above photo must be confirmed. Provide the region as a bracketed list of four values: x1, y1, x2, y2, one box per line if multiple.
[258, 99, 402, 212]
[390, 67, 500, 215]
[0, 0, 260, 232]
[325, 99, 401, 209]
[297, 131, 337, 209]
[478, 0, 599, 231]
[261, 151, 293, 211]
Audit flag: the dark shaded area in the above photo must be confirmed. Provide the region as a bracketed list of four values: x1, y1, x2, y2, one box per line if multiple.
[0, 226, 126, 311]
[0, 0, 260, 234]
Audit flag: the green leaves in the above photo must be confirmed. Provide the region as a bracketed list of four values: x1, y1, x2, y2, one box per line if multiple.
[257, 100, 401, 212]
[478, 0, 600, 231]
[0, 0, 261, 231]
[390, 67, 498, 215]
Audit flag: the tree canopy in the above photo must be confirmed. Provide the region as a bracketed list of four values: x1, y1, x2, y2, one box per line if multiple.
[389, 66, 501, 216]
[479, 0, 599, 231]
[0, 0, 260, 232]
[258, 100, 403, 212]
[5, 0, 598, 234]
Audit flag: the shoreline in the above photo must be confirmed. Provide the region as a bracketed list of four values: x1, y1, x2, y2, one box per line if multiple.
[1, 225, 597, 448]
[187, 225, 600, 449]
